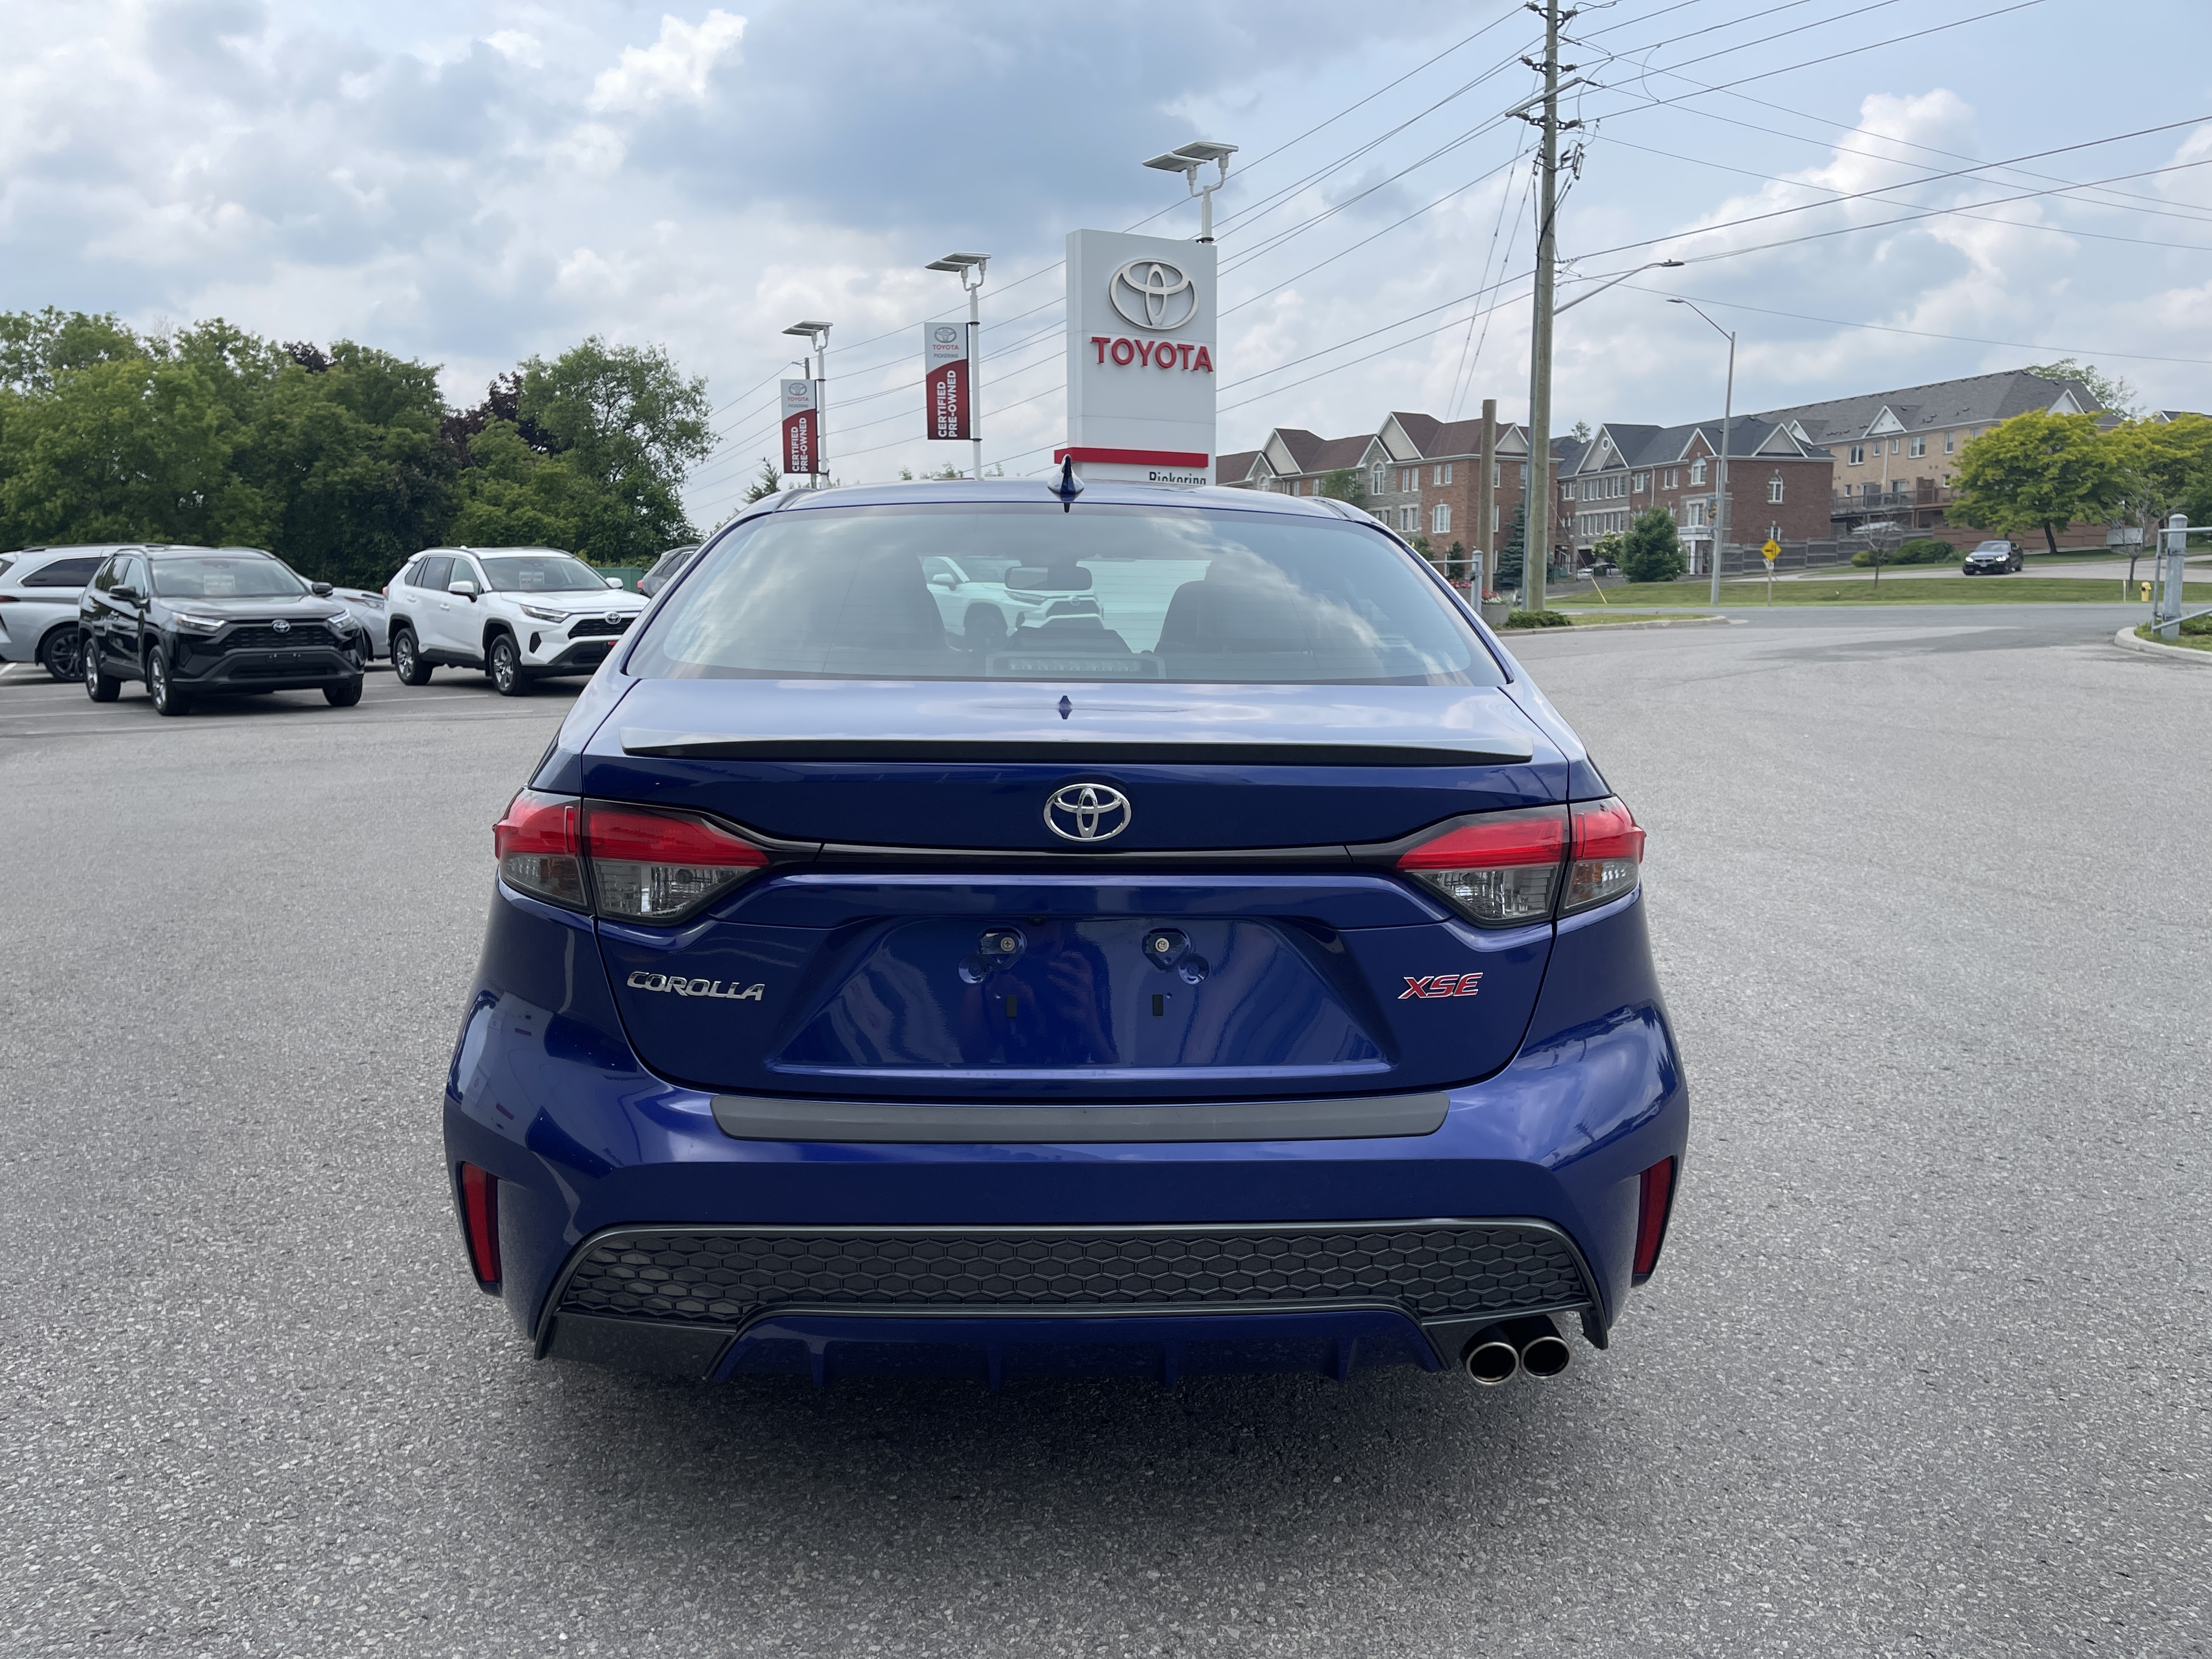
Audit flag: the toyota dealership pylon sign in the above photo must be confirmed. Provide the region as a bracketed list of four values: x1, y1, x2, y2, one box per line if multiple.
[922, 323, 972, 442]
[1061, 229, 1217, 487]
[781, 379, 820, 477]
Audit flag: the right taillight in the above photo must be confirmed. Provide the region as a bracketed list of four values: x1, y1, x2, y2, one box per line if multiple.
[1397, 807, 1568, 925]
[1562, 796, 1644, 915]
[1633, 1155, 1676, 1281]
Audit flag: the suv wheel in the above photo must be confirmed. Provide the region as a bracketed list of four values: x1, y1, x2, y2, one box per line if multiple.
[324, 678, 363, 707]
[148, 650, 191, 716]
[391, 626, 433, 686]
[488, 633, 530, 697]
[38, 628, 83, 682]
[84, 638, 120, 702]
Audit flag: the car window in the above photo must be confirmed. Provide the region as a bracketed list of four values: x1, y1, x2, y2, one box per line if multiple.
[412, 555, 453, 592]
[627, 502, 1504, 687]
[21, 555, 105, 589]
[477, 552, 606, 592]
[91, 558, 123, 594]
[149, 555, 304, 599]
[124, 556, 152, 595]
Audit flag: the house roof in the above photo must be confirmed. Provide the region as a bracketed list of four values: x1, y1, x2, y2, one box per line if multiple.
[1752, 369, 2100, 445]
[1215, 449, 1262, 484]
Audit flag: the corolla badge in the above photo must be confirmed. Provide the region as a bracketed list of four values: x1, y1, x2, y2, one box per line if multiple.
[1045, 783, 1133, 842]
[627, 972, 764, 1001]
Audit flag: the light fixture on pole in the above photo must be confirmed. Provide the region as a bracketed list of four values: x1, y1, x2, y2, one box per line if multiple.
[1669, 298, 1735, 606]
[782, 321, 832, 486]
[1555, 259, 1683, 315]
[924, 253, 989, 481]
[1142, 140, 1238, 242]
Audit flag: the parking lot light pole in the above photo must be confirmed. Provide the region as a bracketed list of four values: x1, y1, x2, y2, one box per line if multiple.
[1142, 140, 1238, 242]
[783, 321, 832, 486]
[925, 253, 990, 479]
[1670, 298, 1734, 606]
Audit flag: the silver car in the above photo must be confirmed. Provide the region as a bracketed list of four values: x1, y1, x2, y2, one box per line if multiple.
[326, 587, 391, 659]
[0, 545, 131, 680]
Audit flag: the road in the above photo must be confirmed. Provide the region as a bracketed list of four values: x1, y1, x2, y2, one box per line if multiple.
[2, 607, 2205, 1658]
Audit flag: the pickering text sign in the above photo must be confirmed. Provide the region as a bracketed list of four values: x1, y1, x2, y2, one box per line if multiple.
[781, 379, 820, 476]
[923, 323, 971, 441]
[1062, 229, 1217, 486]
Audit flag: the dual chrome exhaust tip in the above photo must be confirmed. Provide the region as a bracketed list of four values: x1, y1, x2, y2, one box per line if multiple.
[1461, 1314, 1572, 1385]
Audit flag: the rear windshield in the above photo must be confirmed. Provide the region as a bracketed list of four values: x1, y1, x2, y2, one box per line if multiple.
[624, 502, 1502, 686]
[478, 553, 604, 592]
[150, 555, 304, 599]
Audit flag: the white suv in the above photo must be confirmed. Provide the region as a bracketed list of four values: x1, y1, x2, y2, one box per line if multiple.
[383, 546, 646, 696]
[0, 545, 129, 680]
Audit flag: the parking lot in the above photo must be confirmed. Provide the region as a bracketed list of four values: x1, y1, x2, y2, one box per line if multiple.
[2, 603, 2205, 1658]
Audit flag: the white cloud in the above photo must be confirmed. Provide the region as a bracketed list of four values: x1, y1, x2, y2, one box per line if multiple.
[486, 31, 545, 70]
[586, 11, 745, 116]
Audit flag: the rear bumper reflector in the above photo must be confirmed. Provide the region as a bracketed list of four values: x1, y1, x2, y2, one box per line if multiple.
[709, 1091, 1451, 1143]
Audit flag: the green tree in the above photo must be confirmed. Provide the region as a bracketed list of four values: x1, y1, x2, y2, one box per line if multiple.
[1318, 466, 1368, 510]
[2024, 358, 2137, 417]
[1493, 502, 1527, 590]
[742, 460, 783, 503]
[0, 306, 144, 393]
[1618, 506, 1685, 583]
[447, 424, 603, 550]
[1946, 411, 2125, 555]
[2111, 414, 2212, 535]
[1590, 528, 1626, 569]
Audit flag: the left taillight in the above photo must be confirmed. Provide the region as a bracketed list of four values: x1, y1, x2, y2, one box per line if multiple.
[457, 1162, 501, 1290]
[492, 789, 585, 910]
[581, 803, 770, 923]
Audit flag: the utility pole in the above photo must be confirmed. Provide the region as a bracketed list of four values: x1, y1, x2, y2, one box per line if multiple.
[1477, 397, 1498, 597]
[1519, 0, 1576, 614]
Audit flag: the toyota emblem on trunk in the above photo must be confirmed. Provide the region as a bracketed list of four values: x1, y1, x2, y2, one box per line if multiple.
[1045, 783, 1133, 842]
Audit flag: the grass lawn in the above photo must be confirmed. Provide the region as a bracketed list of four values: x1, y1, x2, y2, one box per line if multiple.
[2136, 622, 2212, 652]
[1539, 610, 1720, 626]
[1555, 578, 2212, 607]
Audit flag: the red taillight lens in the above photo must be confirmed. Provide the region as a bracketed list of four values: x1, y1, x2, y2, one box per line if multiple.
[1562, 797, 1644, 915]
[582, 803, 769, 923]
[458, 1161, 501, 1288]
[493, 790, 585, 910]
[1633, 1156, 1675, 1280]
[1397, 808, 1567, 925]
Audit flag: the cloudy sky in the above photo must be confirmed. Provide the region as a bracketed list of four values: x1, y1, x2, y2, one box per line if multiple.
[4, 0, 2208, 523]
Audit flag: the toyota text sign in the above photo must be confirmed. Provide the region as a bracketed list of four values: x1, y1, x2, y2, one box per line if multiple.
[923, 323, 971, 442]
[1062, 229, 1217, 487]
[781, 379, 819, 476]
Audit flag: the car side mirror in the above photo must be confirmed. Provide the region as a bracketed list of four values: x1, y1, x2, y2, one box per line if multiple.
[605, 577, 625, 589]
[310, 582, 334, 597]
[929, 572, 957, 589]
[448, 579, 478, 599]
[110, 585, 140, 603]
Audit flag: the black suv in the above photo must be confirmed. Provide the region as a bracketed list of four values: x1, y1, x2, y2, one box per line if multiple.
[80, 546, 365, 715]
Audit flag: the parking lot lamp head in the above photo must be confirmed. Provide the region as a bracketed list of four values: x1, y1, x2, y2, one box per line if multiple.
[1143, 140, 1238, 242]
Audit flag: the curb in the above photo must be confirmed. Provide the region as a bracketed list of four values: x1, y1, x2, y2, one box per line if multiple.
[2113, 625, 2212, 665]
[1538, 614, 1734, 633]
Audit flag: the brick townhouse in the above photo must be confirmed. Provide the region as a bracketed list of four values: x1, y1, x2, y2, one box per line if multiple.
[1220, 409, 1568, 556]
[1560, 418, 1833, 565]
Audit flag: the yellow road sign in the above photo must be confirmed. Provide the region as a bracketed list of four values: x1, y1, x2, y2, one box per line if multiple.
[1761, 539, 1782, 562]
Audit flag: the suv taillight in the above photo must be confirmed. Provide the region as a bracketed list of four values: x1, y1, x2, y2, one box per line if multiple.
[1562, 797, 1644, 915]
[1397, 807, 1568, 925]
[493, 790, 584, 909]
[492, 793, 771, 922]
[581, 803, 769, 922]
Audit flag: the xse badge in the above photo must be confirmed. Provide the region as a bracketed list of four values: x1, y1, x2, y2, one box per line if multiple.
[1400, 973, 1483, 1000]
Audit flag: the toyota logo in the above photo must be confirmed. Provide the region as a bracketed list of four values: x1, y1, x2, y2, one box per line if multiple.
[933, 324, 960, 345]
[1109, 259, 1198, 331]
[1045, 783, 1133, 843]
[605, 612, 623, 626]
[270, 619, 291, 633]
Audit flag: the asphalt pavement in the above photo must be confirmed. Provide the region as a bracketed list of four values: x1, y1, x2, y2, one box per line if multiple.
[2, 607, 2206, 1658]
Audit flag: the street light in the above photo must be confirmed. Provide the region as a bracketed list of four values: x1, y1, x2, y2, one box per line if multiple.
[1142, 140, 1238, 241]
[782, 321, 832, 487]
[1669, 297, 1735, 606]
[925, 252, 989, 481]
[1555, 258, 1683, 315]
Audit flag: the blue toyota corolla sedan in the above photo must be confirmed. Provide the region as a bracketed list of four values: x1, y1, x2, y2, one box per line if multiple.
[443, 478, 1686, 1390]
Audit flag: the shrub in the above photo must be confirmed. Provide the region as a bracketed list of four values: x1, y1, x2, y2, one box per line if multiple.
[1503, 608, 1572, 629]
[1620, 507, 1685, 583]
[1895, 537, 1955, 564]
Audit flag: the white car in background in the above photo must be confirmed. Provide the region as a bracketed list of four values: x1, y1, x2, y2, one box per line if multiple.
[0, 545, 128, 680]
[383, 546, 645, 696]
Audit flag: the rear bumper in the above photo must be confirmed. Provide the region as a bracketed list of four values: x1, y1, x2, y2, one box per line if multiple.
[442, 883, 1689, 1383]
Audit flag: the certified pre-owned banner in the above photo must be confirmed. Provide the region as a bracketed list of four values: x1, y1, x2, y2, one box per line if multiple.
[781, 379, 820, 475]
[923, 323, 970, 441]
